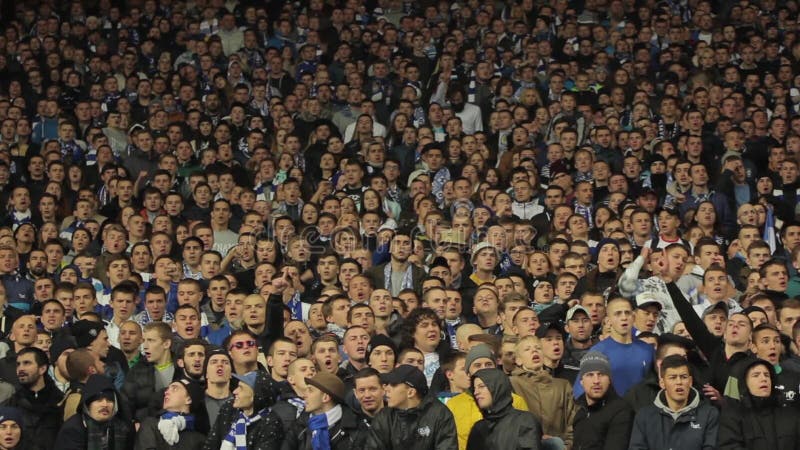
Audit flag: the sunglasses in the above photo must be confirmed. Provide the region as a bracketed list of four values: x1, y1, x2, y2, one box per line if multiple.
[229, 340, 257, 350]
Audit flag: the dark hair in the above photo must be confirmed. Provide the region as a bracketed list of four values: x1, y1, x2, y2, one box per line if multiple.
[659, 354, 690, 378]
[353, 367, 381, 385]
[400, 307, 441, 349]
[18, 347, 49, 367]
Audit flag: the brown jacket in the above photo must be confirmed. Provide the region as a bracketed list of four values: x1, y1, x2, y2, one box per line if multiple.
[510, 367, 577, 448]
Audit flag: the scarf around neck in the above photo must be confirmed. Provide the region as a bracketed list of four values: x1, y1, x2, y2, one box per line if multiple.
[308, 404, 343, 450]
[221, 407, 271, 450]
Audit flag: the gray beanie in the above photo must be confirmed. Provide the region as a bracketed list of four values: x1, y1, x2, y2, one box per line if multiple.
[465, 344, 495, 371]
[579, 351, 611, 379]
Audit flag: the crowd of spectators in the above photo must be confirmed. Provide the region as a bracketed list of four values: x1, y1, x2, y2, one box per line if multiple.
[0, 0, 800, 449]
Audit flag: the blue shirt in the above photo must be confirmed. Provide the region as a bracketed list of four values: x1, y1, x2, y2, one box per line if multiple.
[573, 337, 654, 397]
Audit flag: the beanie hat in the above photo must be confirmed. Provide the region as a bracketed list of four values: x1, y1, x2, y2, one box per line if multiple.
[579, 351, 611, 379]
[465, 344, 495, 371]
[365, 334, 398, 362]
[0, 407, 23, 426]
[71, 320, 106, 348]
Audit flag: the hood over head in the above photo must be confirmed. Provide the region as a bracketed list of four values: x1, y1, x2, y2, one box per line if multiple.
[472, 368, 513, 418]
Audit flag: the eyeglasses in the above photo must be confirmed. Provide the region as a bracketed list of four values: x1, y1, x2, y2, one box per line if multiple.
[229, 340, 257, 350]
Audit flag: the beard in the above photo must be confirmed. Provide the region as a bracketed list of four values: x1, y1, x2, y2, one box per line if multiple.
[451, 101, 465, 113]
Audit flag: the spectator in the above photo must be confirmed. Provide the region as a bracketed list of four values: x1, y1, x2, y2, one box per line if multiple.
[510, 335, 576, 450]
[466, 368, 541, 450]
[572, 352, 634, 449]
[574, 297, 654, 397]
[203, 370, 284, 450]
[2, 347, 63, 450]
[629, 355, 719, 450]
[54, 374, 134, 450]
[366, 365, 457, 450]
[717, 357, 800, 449]
[283, 371, 367, 449]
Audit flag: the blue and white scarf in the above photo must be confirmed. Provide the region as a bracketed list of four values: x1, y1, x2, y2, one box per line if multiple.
[10, 209, 31, 230]
[309, 405, 342, 450]
[287, 292, 303, 321]
[286, 397, 305, 418]
[383, 263, 414, 296]
[221, 408, 271, 450]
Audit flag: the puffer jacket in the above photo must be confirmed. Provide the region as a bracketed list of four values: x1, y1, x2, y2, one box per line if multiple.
[573, 388, 634, 450]
[509, 367, 577, 448]
[718, 358, 800, 450]
[121, 358, 160, 421]
[202, 370, 283, 450]
[365, 394, 458, 450]
[466, 369, 541, 450]
[446, 386, 529, 450]
[629, 388, 719, 450]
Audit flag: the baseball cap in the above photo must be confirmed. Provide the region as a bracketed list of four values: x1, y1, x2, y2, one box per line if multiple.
[566, 305, 590, 321]
[635, 293, 664, 310]
[381, 364, 428, 396]
[535, 321, 565, 339]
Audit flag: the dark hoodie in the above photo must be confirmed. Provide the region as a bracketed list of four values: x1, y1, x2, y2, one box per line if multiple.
[202, 370, 284, 450]
[466, 368, 541, 450]
[717, 358, 800, 450]
[54, 374, 134, 450]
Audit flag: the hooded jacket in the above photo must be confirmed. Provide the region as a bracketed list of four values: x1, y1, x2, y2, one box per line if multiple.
[466, 369, 541, 450]
[509, 367, 577, 448]
[629, 387, 719, 450]
[4, 373, 65, 450]
[573, 387, 634, 450]
[718, 358, 800, 450]
[54, 374, 134, 450]
[202, 370, 284, 450]
[446, 386, 529, 450]
[365, 393, 458, 450]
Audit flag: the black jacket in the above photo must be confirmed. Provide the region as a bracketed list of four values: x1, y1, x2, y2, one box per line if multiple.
[365, 392, 458, 450]
[573, 389, 634, 450]
[718, 358, 800, 450]
[3, 374, 64, 450]
[121, 358, 160, 421]
[54, 374, 135, 450]
[466, 368, 541, 450]
[203, 371, 283, 450]
[629, 388, 719, 450]
[281, 405, 369, 450]
[272, 383, 303, 431]
[134, 416, 205, 450]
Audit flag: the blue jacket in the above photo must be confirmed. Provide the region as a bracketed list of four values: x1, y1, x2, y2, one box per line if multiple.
[1, 273, 34, 312]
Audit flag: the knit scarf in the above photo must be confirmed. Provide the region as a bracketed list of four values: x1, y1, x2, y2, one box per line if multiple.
[85, 416, 129, 450]
[157, 412, 195, 445]
[221, 408, 271, 450]
[309, 405, 342, 450]
[287, 292, 303, 321]
[286, 397, 306, 418]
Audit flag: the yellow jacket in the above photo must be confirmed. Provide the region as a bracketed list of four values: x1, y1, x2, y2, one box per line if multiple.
[446, 390, 530, 450]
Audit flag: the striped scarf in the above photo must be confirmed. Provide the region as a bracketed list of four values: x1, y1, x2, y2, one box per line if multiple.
[287, 397, 305, 418]
[221, 408, 271, 450]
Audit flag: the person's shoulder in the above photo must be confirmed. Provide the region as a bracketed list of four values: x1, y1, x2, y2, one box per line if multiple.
[630, 339, 655, 353]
